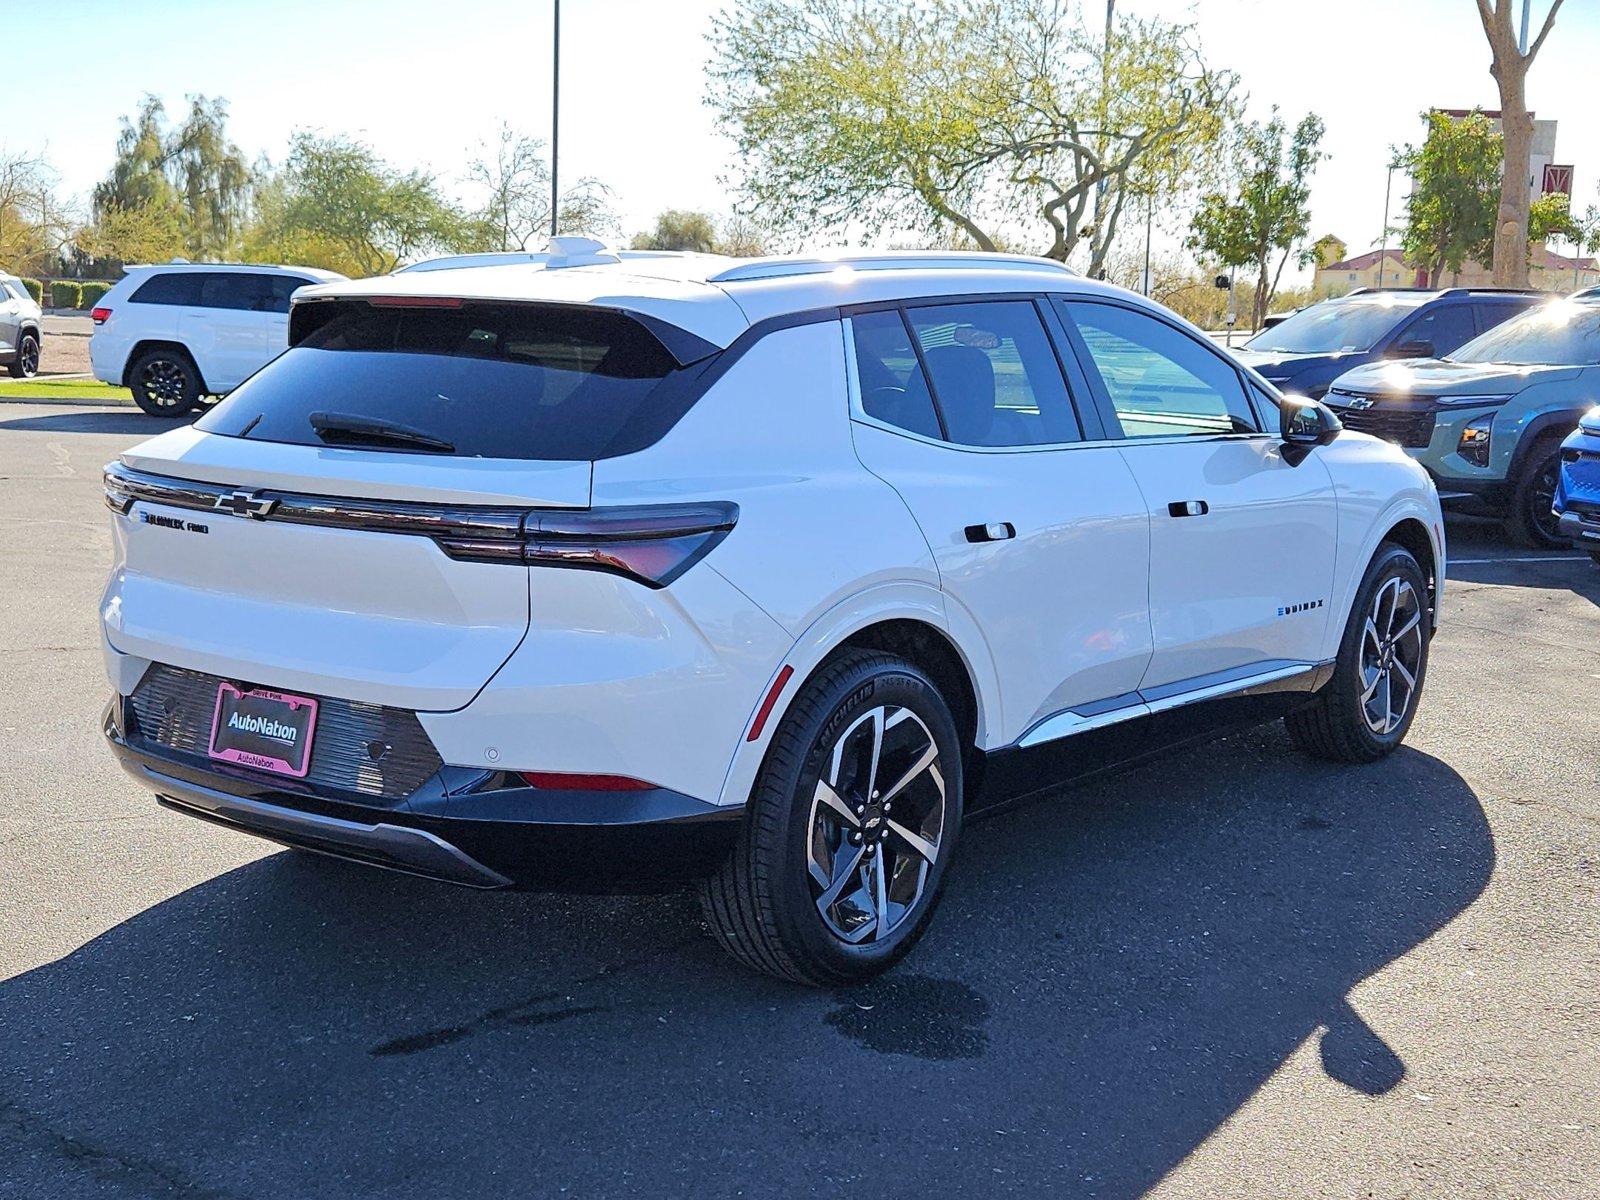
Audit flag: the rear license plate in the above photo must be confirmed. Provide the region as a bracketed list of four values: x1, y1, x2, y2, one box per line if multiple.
[208, 683, 318, 778]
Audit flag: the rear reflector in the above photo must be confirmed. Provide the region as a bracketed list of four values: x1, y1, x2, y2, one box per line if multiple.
[747, 665, 794, 741]
[519, 771, 654, 792]
[90, 307, 112, 324]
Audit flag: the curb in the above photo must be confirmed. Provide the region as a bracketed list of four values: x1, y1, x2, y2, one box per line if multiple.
[0, 395, 134, 408]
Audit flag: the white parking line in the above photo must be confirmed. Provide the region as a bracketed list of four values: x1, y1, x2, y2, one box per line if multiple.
[1448, 556, 1591, 565]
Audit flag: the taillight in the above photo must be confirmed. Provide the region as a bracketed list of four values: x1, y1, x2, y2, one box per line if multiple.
[518, 771, 654, 791]
[437, 502, 739, 588]
[91, 307, 112, 325]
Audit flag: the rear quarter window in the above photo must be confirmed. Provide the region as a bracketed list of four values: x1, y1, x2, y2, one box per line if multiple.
[196, 300, 707, 461]
[129, 273, 204, 307]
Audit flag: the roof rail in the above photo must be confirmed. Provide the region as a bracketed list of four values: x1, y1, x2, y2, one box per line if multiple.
[1344, 286, 1434, 296]
[1436, 286, 1547, 296]
[709, 250, 1074, 284]
[394, 245, 728, 275]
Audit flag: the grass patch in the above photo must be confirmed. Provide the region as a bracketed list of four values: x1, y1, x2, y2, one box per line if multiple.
[0, 378, 133, 402]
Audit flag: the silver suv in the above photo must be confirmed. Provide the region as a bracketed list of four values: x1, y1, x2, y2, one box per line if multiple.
[0, 272, 42, 378]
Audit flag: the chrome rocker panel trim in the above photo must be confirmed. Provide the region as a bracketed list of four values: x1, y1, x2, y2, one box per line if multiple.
[1017, 660, 1331, 750]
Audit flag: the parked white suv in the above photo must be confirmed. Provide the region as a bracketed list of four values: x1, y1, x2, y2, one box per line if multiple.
[0, 271, 43, 377]
[90, 261, 345, 416]
[100, 244, 1444, 984]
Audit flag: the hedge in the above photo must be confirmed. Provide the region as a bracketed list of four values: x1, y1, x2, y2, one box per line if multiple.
[49, 280, 82, 310]
[20, 278, 42, 304]
[79, 281, 113, 309]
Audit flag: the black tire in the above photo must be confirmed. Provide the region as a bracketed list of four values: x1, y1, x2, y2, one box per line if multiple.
[700, 649, 964, 986]
[1589, 551, 1600, 568]
[1503, 435, 1566, 549]
[1286, 544, 1431, 764]
[128, 348, 202, 417]
[7, 332, 39, 378]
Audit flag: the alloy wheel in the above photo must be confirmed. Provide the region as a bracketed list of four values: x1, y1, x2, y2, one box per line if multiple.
[19, 338, 38, 377]
[140, 358, 188, 408]
[1529, 454, 1562, 544]
[807, 704, 945, 944]
[1358, 575, 1425, 735]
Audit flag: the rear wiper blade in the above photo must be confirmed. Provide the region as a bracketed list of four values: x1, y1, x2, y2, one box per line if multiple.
[308, 411, 455, 454]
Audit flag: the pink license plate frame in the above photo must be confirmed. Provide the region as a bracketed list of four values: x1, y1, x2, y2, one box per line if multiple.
[208, 682, 319, 778]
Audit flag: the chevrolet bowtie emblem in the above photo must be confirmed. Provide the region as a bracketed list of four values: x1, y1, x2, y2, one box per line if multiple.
[214, 490, 276, 519]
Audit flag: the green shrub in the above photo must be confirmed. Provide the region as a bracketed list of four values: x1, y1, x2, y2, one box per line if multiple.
[79, 281, 113, 309]
[20, 278, 42, 304]
[49, 280, 82, 310]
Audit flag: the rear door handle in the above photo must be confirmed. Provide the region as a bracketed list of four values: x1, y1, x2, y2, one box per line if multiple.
[964, 522, 1016, 543]
[1166, 500, 1209, 518]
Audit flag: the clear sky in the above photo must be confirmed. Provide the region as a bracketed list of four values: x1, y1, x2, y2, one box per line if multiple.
[13, 0, 1600, 276]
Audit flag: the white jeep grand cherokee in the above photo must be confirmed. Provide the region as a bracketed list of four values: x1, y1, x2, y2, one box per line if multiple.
[101, 243, 1444, 984]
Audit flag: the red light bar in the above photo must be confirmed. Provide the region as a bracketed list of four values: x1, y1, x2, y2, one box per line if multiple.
[518, 771, 655, 792]
[366, 295, 465, 308]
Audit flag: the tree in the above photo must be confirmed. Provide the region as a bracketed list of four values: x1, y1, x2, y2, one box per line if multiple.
[91, 95, 252, 259]
[0, 150, 74, 273]
[466, 124, 615, 251]
[632, 209, 719, 253]
[1476, 0, 1566, 287]
[1398, 110, 1502, 287]
[1187, 110, 1325, 329]
[250, 133, 473, 276]
[708, 0, 1236, 272]
[77, 201, 185, 266]
[1528, 189, 1578, 245]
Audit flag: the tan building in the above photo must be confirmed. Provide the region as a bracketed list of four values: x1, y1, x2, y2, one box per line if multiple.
[1313, 248, 1412, 298]
[1314, 244, 1598, 298]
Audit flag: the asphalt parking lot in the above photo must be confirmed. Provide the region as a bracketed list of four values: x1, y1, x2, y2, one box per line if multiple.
[1, 401, 1595, 1199]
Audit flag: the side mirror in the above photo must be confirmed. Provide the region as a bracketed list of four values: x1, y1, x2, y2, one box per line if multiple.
[1280, 397, 1341, 463]
[1389, 339, 1434, 359]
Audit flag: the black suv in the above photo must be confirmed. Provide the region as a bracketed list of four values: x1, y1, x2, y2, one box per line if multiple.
[1235, 287, 1543, 399]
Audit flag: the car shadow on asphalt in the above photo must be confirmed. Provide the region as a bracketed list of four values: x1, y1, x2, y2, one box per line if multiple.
[1443, 516, 1600, 601]
[0, 725, 1492, 1198]
[0, 411, 191, 435]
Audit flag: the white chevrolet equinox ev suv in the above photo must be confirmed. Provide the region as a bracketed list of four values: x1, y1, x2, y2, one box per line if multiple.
[101, 243, 1445, 984]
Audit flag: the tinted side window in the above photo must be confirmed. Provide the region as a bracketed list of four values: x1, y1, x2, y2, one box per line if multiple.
[269, 275, 311, 314]
[197, 273, 276, 312]
[1398, 303, 1477, 355]
[1473, 301, 1534, 338]
[905, 300, 1080, 447]
[1058, 301, 1257, 438]
[129, 273, 204, 307]
[849, 310, 942, 439]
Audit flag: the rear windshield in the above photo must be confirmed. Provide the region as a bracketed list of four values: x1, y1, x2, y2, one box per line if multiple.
[197, 301, 702, 460]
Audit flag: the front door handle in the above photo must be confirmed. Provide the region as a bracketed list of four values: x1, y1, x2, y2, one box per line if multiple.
[964, 522, 1016, 543]
[1167, 500, 1210, 518]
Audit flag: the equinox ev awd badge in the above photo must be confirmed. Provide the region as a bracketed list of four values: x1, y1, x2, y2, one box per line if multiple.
[214, 490, 276, 519]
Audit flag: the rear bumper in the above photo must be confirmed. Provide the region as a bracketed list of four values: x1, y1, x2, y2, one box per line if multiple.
[105, 700, 742, 892]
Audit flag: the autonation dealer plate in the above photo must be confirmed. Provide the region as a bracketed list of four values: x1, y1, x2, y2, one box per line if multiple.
[208, 683, 319, 778]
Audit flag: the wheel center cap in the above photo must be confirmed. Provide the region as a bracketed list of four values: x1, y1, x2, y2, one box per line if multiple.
[860, 803, 886, 835]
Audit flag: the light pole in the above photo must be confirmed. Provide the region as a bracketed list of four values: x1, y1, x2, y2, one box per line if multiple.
[1377, 155, 1401, 290]
[1142, 192, 1153, 296]
[550, 0, 561, 239]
